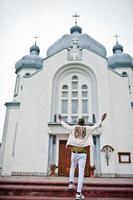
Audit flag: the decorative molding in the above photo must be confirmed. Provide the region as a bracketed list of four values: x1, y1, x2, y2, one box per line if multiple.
[96, 173, 133, 178]
[11, 171, 47, 176]
[101, 145, 114, 152]
[67, 37, 82, 61]
[48, 122, 95, 126]
[118, 152, 131, 164]
[101, 145, 114, 166]
[12, 123, 18, 157]
[5, 102, 20, 107]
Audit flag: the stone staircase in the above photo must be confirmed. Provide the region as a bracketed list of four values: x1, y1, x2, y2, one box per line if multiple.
[0, 178, 133, 199]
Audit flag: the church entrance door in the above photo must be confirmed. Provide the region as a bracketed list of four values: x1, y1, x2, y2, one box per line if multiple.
[58, 140, 90, 176]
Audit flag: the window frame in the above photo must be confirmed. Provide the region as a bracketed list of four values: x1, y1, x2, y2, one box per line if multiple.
[14, 75, 20, 97]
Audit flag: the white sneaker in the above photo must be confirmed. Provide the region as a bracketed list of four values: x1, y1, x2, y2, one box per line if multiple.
[75, 193, 85, 199]
[68, 183, 75, 190]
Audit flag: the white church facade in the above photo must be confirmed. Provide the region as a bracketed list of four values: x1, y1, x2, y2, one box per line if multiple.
[0, 22, 133, 177]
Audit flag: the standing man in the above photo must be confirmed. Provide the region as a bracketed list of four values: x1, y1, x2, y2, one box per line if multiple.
[58, 113, 107, 200]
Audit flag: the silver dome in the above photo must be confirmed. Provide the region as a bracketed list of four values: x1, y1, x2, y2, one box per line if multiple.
[108, 42, 132, 68]
[47, 25, 107, 58]
[15, 43, 43, 72]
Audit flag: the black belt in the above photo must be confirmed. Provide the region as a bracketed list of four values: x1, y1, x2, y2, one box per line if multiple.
[72, 151, 86, 154]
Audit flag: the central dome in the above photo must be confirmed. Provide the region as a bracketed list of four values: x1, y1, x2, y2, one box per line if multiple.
[47, 25, 107, 58]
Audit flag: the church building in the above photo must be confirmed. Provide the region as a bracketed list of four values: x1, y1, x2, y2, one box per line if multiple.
[0, 18, 133, 177]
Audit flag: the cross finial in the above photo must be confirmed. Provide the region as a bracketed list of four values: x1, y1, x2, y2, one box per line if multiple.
[114, 34, 120, 43]
[34, 35, 39, 44]
[72, 13, 80, 25]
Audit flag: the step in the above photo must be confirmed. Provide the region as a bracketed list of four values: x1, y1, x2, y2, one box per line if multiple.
[0, 179, 133, 187]
[0, 178, 133, 199]
[0, 184, 133, 198]
[0, 197, 133, 200]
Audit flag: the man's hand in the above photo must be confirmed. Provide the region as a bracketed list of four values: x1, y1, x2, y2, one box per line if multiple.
[101, 113, 107, 121]
[58, 114, 62, 121]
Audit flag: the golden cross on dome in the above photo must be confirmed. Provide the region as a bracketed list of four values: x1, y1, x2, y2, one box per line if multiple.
[72, 13, 80, 25]
[114, 34, 120, 43]
[34, 35, 39, 44]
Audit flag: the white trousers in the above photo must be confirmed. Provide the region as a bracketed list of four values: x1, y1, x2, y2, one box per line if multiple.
[69, 152, 87, 193]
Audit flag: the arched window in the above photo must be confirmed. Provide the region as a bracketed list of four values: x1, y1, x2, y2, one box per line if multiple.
[25, 72, 30, 76]
[81, 84, 88, 98]
[72, 81, 78, 90]
[60, 75, 89, 122]
[82, 99, 88, 113]
[82, 84, 88, 89]
[81, 84, 88, 114]
[14, 75, 20, 97]
[61, 84, 68, 117]
[72, 75, 78, 80]
[72, 75, 78, 90]
[61, 100, 68, 113]
[62, 85, 68, 90]
[72, 100, 78, 113]
[122, 72, 127, 77]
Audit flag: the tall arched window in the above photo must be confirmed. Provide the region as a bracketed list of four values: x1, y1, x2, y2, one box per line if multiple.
[60, 75, 89, 123]
[61, 85, 68, 121]
[62, 85, 68, 98]
[52, 65, 98, 123]
[71, 76, 78, 110]
[81, 84, 88, 115]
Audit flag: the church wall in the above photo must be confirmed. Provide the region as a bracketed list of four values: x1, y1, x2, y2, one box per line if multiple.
[16, 50, 102, 172]
[114, 67, 133, 103]
[82, 49, 116, 175]
[82, 50, 133, 176]
[9, 50, 69, 175]
[11, 71, 49, 174]
[1, 44, 132, 177]
[108, 69, 133, 176]
[13, 68, 39, 102]
[49, 49, 118, 176]
[0, 106, 20, 176]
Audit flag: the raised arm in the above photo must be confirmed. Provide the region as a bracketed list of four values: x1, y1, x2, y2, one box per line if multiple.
[58, 114, 74, 132]
[87, 113, 107, 132]
[101, 113, 107, 121]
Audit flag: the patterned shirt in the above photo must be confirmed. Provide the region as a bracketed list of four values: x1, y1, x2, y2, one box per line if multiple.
[60, 120, 102, 147]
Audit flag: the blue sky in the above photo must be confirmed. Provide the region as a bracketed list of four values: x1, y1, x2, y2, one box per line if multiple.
[0, 0, 133, 141]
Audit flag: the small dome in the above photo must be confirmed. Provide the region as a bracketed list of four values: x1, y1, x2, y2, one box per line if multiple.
[30, 43, 40, 54]
[47, 25, 107, 58]
[70, 25, 82, 34]
[113, 42, 123, 53]
[108, 41, 132, 68]
[15, 43, 43, 72]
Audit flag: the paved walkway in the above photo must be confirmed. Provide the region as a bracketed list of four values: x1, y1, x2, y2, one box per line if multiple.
[0, 176, 133, 184]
